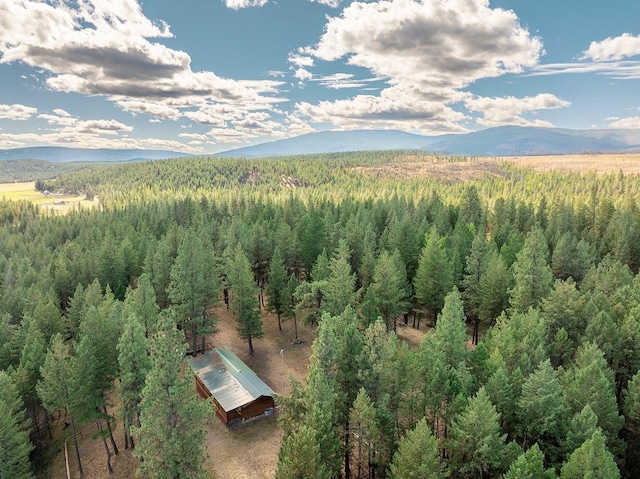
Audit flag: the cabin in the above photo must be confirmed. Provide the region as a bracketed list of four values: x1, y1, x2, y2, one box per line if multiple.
[188, 348, 276, 427]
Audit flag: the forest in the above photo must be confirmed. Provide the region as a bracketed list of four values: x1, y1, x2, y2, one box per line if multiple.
[1, 151, 640, 478]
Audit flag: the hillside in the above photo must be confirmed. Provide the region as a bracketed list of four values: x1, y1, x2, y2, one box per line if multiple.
[218, 126, 640, 158]
[0, 146, 188, 163]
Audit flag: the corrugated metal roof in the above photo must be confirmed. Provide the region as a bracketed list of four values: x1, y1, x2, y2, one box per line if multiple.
[188, 348, 275, 412]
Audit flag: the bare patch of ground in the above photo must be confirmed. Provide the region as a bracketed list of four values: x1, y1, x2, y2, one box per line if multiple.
[354, 153, 640, 182]
[500, 153, 640, 175]
[353, 159, 510, 182]
[43, 304, 451, 479]
[42, 305, 315, 479]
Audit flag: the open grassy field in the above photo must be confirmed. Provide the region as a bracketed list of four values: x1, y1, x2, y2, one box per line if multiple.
[0, 181, 95, 214]
[502, 153, 640, 175]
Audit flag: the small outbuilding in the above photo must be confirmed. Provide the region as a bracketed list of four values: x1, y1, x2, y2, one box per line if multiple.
[188, 348, 276, 427]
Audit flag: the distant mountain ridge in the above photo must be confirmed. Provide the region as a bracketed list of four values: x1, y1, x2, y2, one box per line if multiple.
[2, 126, 640, 163]
[0, 146, 189, 163]
[218, 126, 640, 158]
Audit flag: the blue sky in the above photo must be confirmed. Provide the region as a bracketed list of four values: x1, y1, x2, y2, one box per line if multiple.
[1, 0, 639, 154]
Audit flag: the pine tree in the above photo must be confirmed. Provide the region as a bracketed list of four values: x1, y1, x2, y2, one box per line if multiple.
[349, 388, 382, 479]
[369, 249, 410, 331]
[560, 429, 619, 479]
[413, 226, 453, 325]
[37, 334, 83, 476]
[517, 359, 567, 462]
[322, 240, 357, 317]
[169, 227, 220, 356]
[388, 417, 448, 479]
[509, 225, 554, 312]
[228, 245, 263, 355]
[562, 343, 624, 451]
[477, 248, 511, 327]
[0, 370, 34, 479]
[133, 312, 213, 479]
[124, 272, 160, 337]
[275, 424, 329, 479]
[503, 444, 555, 479]
[448, 387, 507, 478]
[267, 246, 288, 331]
[117, 315, 151, 449]
[463, 229, 489, 344]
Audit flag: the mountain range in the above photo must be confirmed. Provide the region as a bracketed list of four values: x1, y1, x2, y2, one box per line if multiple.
[0, 146, 188, 163]
[1, 126, 640, 163]
[218, 126, 640, 158]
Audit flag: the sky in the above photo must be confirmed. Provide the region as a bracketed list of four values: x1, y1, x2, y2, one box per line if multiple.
[1, 0, 640, 154]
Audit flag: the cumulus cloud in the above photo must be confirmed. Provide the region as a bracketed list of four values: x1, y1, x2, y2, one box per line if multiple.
[309, 0, 343, 8]
[0, 104, 38, 120]
[607, 116, 640, 129]
[223, 0, 269, 9]
[582, 33, 640, 62]
[465, 93, 570, 127]
[0, 0, 283, 122]
[116, 100, 181, 120]
[294, 0, 545, 133]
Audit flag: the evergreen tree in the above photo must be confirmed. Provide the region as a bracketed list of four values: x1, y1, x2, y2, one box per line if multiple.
[485, 308, 548, 377]
[563, 404, 598, 458]
[476, 248, 511, 327]
[228, 245, 263, 355]
[463, 229, 489, 343]
[517, 359, 567, 463]
[560, 429, 619, 479]
[0, 370, 34, 479]
[370, 249, 410, 331]
[503, 444, 555, 479]
[413, 226, 453, 325]
[117, 315, 151, 449]
[275, 424, 329, 479]
[448, 387, 507, 478]
[267, 246, 288, 331]
[133, 312, 213, 479]
[37, 334, 83, 476]
[388, 417, 448, 479]
[562, 343, 624, 451]
[509, 225, 554, 312]
[124, 272, 160, 337]
[349, 388, 382, 479]
[322, 240, 358, 317]
[168, 227, 220, 356]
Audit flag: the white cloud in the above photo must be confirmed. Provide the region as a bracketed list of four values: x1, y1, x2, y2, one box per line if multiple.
[0, 104, 38, 120]
[296, 0, 544, 133]
[288, 53, 315, 68]
[582, 33, 640, 61]
[607, 116, 640, 129]
[0, 0, 283, 122]
[296, 85, 468, 133]
[309, 0, 342, 8]
[116, 100, 181, 120]
[53, 108, 72, 117]
[528, 61, 640, 80]
[464, 93, 570, 127]
[294, 68, 313, 81]
[223, 0, 269, 9]
[311, 73, 385, 90]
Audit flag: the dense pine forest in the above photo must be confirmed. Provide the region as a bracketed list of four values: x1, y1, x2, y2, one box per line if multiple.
[2, 151, 640, 478]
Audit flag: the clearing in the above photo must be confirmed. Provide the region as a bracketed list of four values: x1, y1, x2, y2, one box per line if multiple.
[43, 307, 427, 479]
[0, 181, 95, 214]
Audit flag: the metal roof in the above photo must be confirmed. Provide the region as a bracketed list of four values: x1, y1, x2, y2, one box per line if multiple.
[188, 348, 275, 412]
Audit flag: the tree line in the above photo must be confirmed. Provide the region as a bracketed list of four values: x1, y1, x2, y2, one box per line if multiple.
[0, 152, 640, 477]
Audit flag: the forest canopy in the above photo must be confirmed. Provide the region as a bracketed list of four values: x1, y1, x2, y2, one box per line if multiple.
[2, 151, 640, 478]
